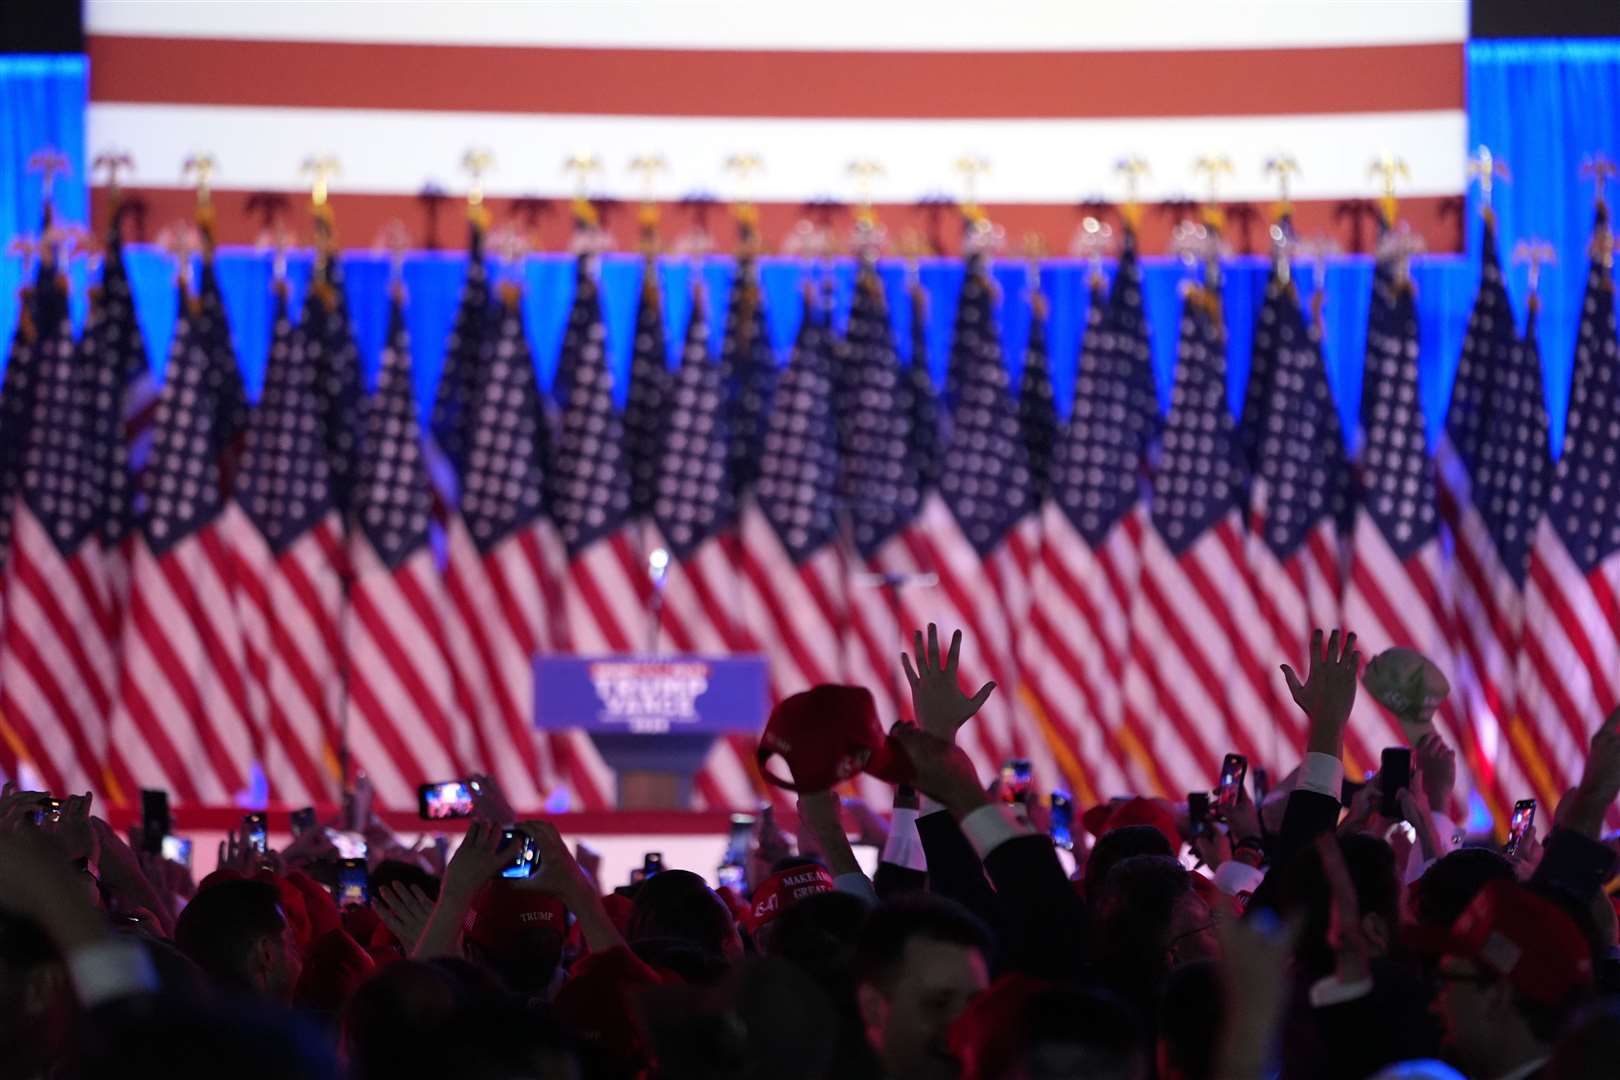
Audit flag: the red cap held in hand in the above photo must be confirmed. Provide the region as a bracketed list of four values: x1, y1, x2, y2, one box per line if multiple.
[756, 684, 914, 792]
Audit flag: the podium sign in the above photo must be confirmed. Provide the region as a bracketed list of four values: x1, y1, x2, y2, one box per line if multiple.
[534, 655, 770, 808]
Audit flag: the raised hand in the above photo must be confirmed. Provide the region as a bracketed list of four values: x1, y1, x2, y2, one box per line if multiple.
[467, 773, 518, 825]
[1566, 706, 1620, 839]
[1281, 629, 1360, 756]
[901, 624, 996, 742]
[1415, 733, 1457, 810]
[375, 881, 436, 952]
[513, 819, 625, 952]
[441, 820, 516, 900]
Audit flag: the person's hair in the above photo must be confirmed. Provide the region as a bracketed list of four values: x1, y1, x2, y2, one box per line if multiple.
[1411, 848, 1515, 929]
[766, 888, 868, 976]
[173, 879, 288, 992]
[1548, 999, 1620, 1080]
[1267, 834, 1400, 979]
[1158, 960, 1222, 1080]
[1084, 825, 1173, 902]
[82, 996, 339, 1080]
[1018, 984, 1144, 1080]
[627, 869, 740, 982]
[343, 960, 482, 1080]
[853, 895, 992, 991]
[370, 859, 441, 903]
[1093, 854, 1198, 1010]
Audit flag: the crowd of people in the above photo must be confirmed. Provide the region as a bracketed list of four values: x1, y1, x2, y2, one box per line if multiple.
[3, 624, 1620, 1079]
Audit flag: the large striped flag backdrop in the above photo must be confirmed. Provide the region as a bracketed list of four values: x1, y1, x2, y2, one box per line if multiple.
[1520, 204, 1620, 800]
[86, 2, 1466, 252]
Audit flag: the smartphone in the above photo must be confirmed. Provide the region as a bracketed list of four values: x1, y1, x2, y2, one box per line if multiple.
[1187, 792, 1211, 839]
[1251, 767, 1271, 805]
[1380, 748, 1412, 821]
[141, 789, 170, 854]
[1216, 754, 1247, 815]
[499, 829, 539, 879]
[161, 835, 192, 867]
[717, 864, 746, 890]
[643, 852, 665, 877]
[1049, 790, 1075, 851]
[1505, 799, 1537, 856]
[725, 813, 755, 862]
[417, 780, 476, 820]
[999, 759, 1034, 805]
[290, 806, 317, 838]
[36, 797, 62, 825]
[336, 857, 369, 906]
[243, 812, 269, 855]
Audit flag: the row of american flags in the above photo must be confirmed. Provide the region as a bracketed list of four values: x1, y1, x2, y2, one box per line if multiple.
[1, 183, 1617, 824]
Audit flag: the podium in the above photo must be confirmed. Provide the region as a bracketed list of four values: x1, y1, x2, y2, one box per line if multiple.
[534, 655, 770, 809]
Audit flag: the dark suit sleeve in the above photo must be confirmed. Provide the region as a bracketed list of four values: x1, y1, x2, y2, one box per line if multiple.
[1532, 826, 1620, 902]
[873, 861, 928, 900]
[981, 834, 1088, 979]
[1276, 789, 1343, 869]
[916, 811, 1001, 935]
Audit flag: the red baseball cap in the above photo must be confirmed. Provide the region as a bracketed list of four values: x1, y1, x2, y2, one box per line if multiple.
[1082, 796, 1181, 852]
[745, 863, 836, 933]
[756, 684, 913, 792]
[462, 882, 568, 953]
[1422, 879, 1594, 1006]
[948, 973, 1053, 1080]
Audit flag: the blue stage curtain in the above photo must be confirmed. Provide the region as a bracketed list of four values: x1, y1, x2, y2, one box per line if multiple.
[0, 54, 87, 364]
[43, 247, 1479, 454]
[1468, 39, 1620, 456]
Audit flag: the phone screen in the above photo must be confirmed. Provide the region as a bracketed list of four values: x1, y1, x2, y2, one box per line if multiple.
[418, 780, 475, 820]
[1506, 799, 1537, 855]
[290, 807, 316, 838]
[724, 814, 755, 867]
[499, 829, 539, 879]
[161, 835, 192, 867]
[337, 858, 369, 906]
[243, 812, 268, 855]
[1380, 748, 1412, 821]
[717, 864, 746, 890]
[643, 852, 665, 877]
[1049, 790, 1074, 851]
[1000, 759, 1033, 805]
[1217, 754, 1247, 813]
[1251, 767, 1270, 805]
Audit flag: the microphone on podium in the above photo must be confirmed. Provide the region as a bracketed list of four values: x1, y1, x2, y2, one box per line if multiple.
[646, 547, 671, 653]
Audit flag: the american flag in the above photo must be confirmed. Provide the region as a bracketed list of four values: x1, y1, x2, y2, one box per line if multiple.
[299, 251, 366, 515]
[1024, 228, 1157, 799]
[1438, 215, 1554, 821]
[1342, 219, 1465, 770]
[649, 284, 759, 810]
[721, 232, 777, 503]
[1240, 226, 1357, 770]
[0, 248, 119, 797]
[89, 4, 1469, 255]
[0, 238, 51, 627]
[1520, 204, 1620, 803]
[740, 284, 846, 701]
[428, 218, 491, 482]
[344, 288, 468, 810]
[106, 235, 256, 807]
[1008, 286, 1065, 791]
[1121, 258, 1264, 794]
[100, 198, 158, 510]
[624, 260, 672, 523]
[900, 249, 1028, 777]
[841, 258, 926, 723]
[548, 253, 649, 658]
[226, 278, 344, 807]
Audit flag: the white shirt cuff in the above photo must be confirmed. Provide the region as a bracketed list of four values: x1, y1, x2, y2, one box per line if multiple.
[958, 803, 1035, 861]
[68, 937, 159, 1008]
[834, 871, 878, 903]
[1308, 974, 1375, 1008]
[882, 807, 928, 873]
[1299, 752, 1346, 800]
[1213, 860, 1266, 898]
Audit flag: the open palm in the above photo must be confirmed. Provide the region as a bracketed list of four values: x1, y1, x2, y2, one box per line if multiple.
[901, 624, 996, 742]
